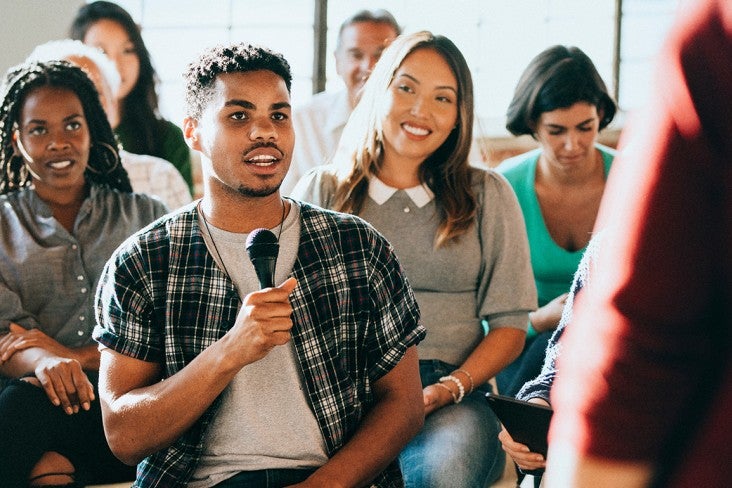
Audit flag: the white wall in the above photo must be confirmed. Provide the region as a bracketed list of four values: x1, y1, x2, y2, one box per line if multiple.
[0, 0, 84, 75]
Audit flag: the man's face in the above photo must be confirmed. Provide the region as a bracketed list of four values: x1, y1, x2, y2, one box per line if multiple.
[335, 21, 399, 107]
[185, 70, 294, 199]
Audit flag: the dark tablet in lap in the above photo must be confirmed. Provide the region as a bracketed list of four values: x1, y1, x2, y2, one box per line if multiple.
[486, 392, 553, 457]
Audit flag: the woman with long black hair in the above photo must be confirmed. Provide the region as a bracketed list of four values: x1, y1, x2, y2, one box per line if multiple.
[70, 0, 194, 195]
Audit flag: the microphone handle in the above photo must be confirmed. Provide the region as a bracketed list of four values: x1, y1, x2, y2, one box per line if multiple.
[252, 256, 276, 289]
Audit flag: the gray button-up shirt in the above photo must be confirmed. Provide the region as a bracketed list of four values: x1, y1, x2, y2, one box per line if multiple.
[0, 184, 168, 348]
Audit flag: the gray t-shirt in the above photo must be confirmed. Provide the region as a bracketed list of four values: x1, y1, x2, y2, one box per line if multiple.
[190, 200, 328, 488]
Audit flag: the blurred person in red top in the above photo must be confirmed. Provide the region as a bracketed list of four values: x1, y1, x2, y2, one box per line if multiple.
[546, 0, 732, 487]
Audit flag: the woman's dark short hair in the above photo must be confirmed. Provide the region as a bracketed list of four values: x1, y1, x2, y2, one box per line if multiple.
[506, 45, 617, 136]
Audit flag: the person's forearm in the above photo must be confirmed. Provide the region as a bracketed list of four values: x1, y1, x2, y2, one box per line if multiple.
[529, 308, 555, 333]
[529, 293, 568, 333]
[0, 346, 57, 378]
[461, 327, 525, 386]
[100, 336, 245, 465]
[0, 344, 99, 378]
[0, 324, 100, 371]
[307, 385, 423, 487]
[528, 310, 544, 332]
[71, 344, 101, 370]
[305, 347, 424, 488]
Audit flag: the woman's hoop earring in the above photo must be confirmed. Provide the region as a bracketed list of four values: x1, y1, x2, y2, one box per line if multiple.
[86, 141, 121, 175]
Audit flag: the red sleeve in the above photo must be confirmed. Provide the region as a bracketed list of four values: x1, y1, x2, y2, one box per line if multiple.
[549, 0, 732, 464]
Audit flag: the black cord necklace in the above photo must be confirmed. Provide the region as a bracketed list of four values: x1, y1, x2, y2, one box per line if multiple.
[198, 199, 287, 282]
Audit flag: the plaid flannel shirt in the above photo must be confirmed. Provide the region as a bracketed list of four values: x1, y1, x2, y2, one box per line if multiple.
[94, 201, 425, 487]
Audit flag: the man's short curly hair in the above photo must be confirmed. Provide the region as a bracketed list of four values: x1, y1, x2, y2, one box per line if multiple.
[184, 43, 292, 119]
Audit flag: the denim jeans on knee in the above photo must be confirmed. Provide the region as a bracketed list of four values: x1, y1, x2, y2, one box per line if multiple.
[496, 330, 553, 397]
[214, 468, 317, 487]
[399, 359, 505, 488]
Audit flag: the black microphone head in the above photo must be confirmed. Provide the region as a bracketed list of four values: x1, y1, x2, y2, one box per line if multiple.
[245, 228, 279, 260]
[246, 228, 279, 289]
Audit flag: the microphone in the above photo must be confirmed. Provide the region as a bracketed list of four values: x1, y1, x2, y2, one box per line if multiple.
[245, 228, 279, 289]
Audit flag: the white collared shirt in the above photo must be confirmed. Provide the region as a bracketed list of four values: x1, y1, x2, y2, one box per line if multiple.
[121, 150, 192, 211]
[283, 90, 352, 196]
[367, 176, 435, 208]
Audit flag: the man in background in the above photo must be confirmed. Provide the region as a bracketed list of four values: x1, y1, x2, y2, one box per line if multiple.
[281, 9, 400, 195]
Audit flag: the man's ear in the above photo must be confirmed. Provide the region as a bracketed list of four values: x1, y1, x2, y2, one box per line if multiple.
[183, 117, 201, 151]
[334, 54, 343, 78]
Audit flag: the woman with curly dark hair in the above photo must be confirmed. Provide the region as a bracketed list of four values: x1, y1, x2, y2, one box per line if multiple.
[70, 0, 194, 195]
[0, 59, 167, 487]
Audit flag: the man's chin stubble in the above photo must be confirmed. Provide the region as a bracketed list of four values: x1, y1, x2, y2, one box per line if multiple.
[236, 183, 281, 198]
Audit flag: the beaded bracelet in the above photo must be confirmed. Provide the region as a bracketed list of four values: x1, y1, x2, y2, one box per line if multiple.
[454, 368, 475, 394]
[434, 382, 458, 404]
[439, 374, 465, 403]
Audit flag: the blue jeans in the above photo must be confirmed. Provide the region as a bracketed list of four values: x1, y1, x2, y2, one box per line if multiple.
[399, 360, 505, 488]
[214, 468, 317, 487]
[496, 330, 553, 397]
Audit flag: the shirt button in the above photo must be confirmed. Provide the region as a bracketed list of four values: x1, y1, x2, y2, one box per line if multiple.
[403, 207, 410, 213]
[71, 244, 78, 250]
[77, 275, 84, 281]
[77, 330, 84, 336]
[81, 288, 87, 294]
[79, 315, 85, 321]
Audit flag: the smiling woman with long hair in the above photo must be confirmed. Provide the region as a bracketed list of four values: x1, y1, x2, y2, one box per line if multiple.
[293, 31, 537, 487]
[0, 60, 167, 487]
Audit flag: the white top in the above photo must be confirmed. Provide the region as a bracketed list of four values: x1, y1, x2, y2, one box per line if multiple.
[120, 150, 193, 211]
[282, 90, 351, 196]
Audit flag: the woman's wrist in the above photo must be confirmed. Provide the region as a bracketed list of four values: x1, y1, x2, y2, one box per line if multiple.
[438, 374, 466, 403]
[433, 382, 458, 404]
[430, 367, 477, 408]
[452, 368, 474, 394]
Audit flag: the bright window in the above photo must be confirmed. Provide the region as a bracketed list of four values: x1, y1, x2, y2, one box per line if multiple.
[111, 0, 680, 136]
